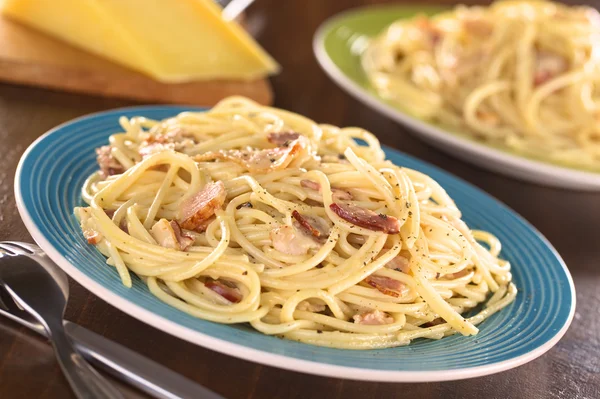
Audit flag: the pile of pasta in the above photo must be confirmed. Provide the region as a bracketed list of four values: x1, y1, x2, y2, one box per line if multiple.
[76, 96, 515, 349]
[362, 0, 600, 171]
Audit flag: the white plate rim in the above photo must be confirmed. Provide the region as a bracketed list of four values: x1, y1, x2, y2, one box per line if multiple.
[312, 8, 600, 191]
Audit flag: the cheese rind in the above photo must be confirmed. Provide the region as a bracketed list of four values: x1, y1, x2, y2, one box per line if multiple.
[1, 0, 280, 82]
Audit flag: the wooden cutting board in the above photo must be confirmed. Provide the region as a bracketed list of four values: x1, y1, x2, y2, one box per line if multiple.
[0, 16, 273, 105]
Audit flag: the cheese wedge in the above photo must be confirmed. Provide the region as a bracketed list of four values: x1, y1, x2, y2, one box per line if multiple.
[1, 0, 280, 82]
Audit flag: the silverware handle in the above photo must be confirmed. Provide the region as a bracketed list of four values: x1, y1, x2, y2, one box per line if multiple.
[50, 325, 124, 399]
[64, 322, 224, 399]
[221, 0, 255, 20]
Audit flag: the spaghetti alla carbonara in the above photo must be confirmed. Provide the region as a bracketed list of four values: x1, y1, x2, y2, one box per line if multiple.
[75, 96, 515, 349]
[362, 0, 600, 171]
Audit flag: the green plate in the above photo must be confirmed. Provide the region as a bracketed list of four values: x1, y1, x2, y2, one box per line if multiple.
[321, 5, 447, 99]
[313, 5, 600, 190]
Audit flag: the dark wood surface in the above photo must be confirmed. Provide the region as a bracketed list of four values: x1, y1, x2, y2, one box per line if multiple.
[0, 1, 598, 398]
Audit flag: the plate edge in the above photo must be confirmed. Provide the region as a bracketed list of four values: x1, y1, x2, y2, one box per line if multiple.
[12, 105, 576, 382]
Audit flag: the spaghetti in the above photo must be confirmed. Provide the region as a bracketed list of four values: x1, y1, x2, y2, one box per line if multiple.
[75, 96, 515, 349]
[362, 0, 600, 171]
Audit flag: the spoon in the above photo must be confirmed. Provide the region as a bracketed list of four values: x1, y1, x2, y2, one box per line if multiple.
[0, 241, 123, 399]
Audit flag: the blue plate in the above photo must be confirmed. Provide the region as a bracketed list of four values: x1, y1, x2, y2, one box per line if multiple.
[15, 106, 575, 382]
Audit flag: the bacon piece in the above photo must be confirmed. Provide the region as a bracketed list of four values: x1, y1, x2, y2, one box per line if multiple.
[301, 179, 352, 201]
[365, 275, 405, 297]
[270, 225, 319, 256]
[462, 18, 493, 36]
[384, 254, 410, 273]
[138, 129, 199, 158]
[193, 216, 215, 233]
[297, 300, 326, 313]
[353, 309, 394, 325]
[267, 131, 300, 146]
[205, 279, 242, 303]
[150, 219, 194, 251]
[330, 203, 400, 234]
[179, 181, 226, 232]
[85, 232, 101, 245]
[96, 145, 124, 177]
[443, 269, 472, 280]
[476, 110, 499, 125]
[291, 210, 330, 240]
[301, 179, 320, 191]
[104, 209, 129, 234]
[534, 51, 567, 86]
[415, 16, 443, 45]
[193, 137, 308, 173]
[139, 142, 175, 159]
[170, 220, 194, 250]
[422, 318, 445, 328]
[332, 188, 353, 201]
[119, 218, 129, 234]
[75, 207, 103, 245]
[144, 128, 198, 146]
[164, 128, 196, 142]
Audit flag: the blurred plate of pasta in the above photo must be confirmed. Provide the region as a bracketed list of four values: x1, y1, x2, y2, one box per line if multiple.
[314, 1, 600, 190]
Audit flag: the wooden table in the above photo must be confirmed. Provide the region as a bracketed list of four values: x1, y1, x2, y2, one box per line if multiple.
[0, 1, 598, 398]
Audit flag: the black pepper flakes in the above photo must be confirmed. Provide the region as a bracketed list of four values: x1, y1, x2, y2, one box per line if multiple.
[317, 330, 323, 334]
[243, 271, 248, 275]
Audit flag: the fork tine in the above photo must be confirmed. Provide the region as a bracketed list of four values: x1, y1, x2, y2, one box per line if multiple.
[0, 286, 8, 311]
[0, 243, 17, 255]
[0, 242, 35, 255]
[2, 241, 40, 254]
[0, 284, 44, 332]
[0, 284, 21, 313]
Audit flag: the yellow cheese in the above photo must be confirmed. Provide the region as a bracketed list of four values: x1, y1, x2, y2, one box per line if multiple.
[1, 0, 279, 82]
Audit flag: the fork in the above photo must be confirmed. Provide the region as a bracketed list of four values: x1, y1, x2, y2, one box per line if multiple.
[0, 241, 225, 399]
[0, 241, 123, 398]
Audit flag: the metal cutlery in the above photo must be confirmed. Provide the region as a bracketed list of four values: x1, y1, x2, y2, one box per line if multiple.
[218, 0, 256, 20]
[0, 241, 224, 399]
[0, 241, 123, 398]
